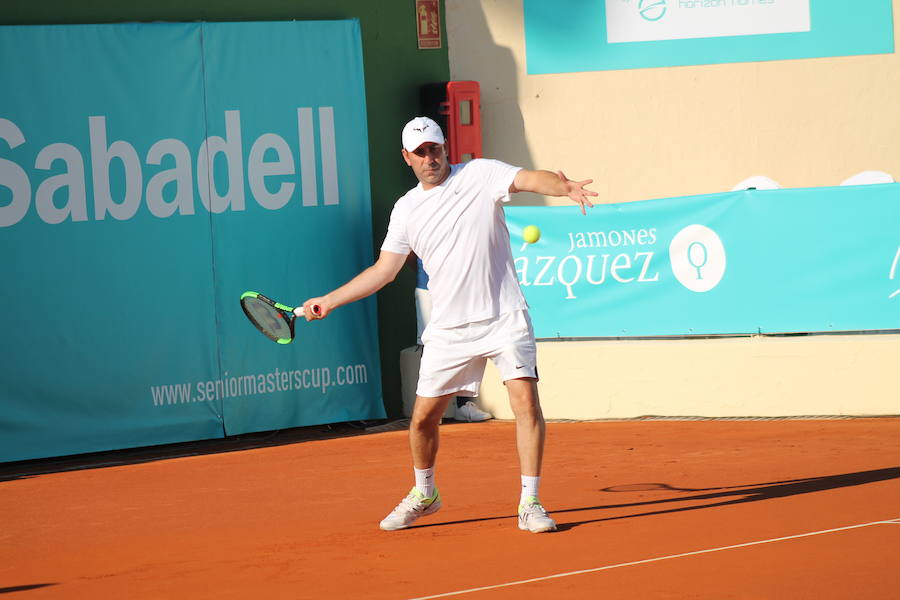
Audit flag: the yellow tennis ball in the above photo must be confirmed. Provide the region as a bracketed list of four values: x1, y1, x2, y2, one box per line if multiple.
[523, 225, 541, 244]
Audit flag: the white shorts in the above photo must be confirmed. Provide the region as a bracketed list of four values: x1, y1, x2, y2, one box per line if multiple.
[416, 309, 538, 398]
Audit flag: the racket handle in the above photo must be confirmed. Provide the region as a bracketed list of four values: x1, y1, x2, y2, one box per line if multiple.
[296, 304, 322, 317]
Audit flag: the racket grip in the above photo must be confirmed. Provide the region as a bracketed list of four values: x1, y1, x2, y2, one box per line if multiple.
[294, 304, 322, 318]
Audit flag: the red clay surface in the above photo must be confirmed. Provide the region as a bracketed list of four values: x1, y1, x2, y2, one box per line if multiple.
[2, 418, 899, 599]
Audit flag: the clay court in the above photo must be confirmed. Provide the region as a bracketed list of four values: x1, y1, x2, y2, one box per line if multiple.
[3, 417, 898, 599]
[2, 3, 899, 599]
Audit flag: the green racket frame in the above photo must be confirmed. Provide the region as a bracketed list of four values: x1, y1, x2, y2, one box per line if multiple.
[240, 291, 303, 344]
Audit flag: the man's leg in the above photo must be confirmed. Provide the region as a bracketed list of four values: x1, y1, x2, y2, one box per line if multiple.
[506, 378, 545, 476]
[506, 378, 556, 533]
[380, 393, 453, 531]
[409, 393, 454, 468]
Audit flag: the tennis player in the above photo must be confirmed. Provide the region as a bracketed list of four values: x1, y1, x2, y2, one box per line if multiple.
[298, 116, 596, 533]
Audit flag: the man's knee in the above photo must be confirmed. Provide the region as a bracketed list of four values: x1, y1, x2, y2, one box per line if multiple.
[411, 395, 451, 428]
[506, 377, 538, 400]
[506, 379, 542, 415]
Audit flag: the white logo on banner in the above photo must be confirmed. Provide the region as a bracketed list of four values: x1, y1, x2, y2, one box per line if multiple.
[669, 224, 726, 292]
[606, 0, 811, 44]
[890, 246, 900, 299]
[0, 108, 339, 227]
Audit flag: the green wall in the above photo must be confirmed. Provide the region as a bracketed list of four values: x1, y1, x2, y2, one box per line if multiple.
[1, 0, 450, 418]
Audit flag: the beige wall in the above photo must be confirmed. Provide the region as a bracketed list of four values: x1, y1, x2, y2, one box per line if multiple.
[444, 1, 899, 418]
[476, 334, 900, 419]
[446, 0, 899, 204]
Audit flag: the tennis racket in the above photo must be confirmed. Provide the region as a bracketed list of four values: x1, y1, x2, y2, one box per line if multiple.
[240, 291, 321, 344]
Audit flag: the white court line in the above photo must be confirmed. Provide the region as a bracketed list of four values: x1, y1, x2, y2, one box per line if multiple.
[407, 518, 900, 600]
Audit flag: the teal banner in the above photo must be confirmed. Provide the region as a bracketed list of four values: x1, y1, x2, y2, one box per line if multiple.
[506, 184, 900, 338]
[524, 0, 895, 74]
[0, 21, 384, 463]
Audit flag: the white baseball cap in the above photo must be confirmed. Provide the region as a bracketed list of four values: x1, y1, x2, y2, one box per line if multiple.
[401, 116, 445, 152]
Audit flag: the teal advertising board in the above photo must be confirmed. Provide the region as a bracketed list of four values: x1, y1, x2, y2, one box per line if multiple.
[524, 0, 895, 73]
[0, 21, 384, 462]
[506, 184, 900, 338]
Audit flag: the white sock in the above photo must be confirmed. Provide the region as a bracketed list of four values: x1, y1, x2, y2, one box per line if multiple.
[414, 467, 435, 498]
[521, 475, 540, 503]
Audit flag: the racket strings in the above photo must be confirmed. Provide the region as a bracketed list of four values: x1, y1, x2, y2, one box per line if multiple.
[242, 297, 293, 342]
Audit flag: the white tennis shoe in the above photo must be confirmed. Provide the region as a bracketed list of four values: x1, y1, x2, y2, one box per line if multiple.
[379, 487, 442, 531]
[518, 497, 557, 533]
[456, 400, 491, 422]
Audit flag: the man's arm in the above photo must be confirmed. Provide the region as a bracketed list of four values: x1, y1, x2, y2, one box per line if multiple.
[510, 169, 598, 215]
[297, 250, 408, 320]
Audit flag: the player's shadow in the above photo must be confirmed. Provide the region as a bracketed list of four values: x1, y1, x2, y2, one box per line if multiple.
[553, 465, 900, 532]
[417, 466, 900, 532]
[0, 584, 57, 594]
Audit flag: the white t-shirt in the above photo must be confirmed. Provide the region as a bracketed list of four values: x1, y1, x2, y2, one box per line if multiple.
[381, 159, 527, 328]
